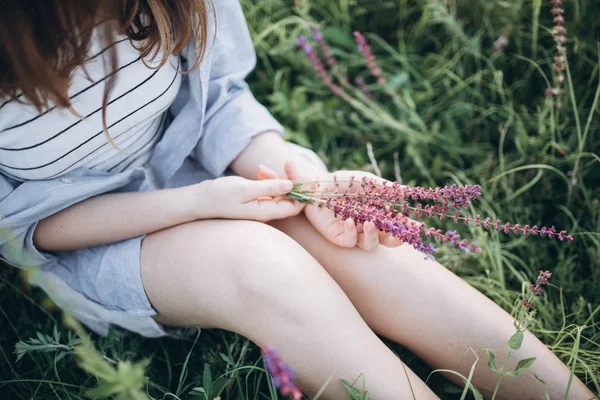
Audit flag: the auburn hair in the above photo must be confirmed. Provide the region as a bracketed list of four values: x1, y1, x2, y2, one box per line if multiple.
[0, 0, 211, 133]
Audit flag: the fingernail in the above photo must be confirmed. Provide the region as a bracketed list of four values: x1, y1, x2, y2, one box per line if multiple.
[279, 181, 293, 192]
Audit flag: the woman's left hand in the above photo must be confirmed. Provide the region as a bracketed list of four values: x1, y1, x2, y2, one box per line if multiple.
[257, 161, 404, 251]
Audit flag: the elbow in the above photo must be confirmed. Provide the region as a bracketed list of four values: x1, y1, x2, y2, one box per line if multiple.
[32, 220, 53, 251]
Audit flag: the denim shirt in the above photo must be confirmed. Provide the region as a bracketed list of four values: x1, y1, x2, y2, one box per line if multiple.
[0, 0, 284, 270]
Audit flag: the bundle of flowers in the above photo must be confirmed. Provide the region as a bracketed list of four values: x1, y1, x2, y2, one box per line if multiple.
[287, 176, 573, 260]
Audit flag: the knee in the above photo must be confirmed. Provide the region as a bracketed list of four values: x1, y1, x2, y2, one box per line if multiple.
[141, 219, 334, 331]
[213, 221, 325, 312]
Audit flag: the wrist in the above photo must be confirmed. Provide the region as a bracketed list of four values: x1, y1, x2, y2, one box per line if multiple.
[291, 158, 329, 180]
[181, 180, 218, 221]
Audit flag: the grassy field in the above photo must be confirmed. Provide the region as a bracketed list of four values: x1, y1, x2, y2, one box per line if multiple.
[1, 0, 599, 398]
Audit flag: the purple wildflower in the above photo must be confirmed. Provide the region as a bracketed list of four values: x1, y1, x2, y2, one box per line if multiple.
[296, 34, 352, 102]
[262, 347, 302, 400]
[528, 270, 552, 296]
[296, 36, 329, 83]
[324, 195, 442, 258]
[536, 270, 552, 285]
[493, 36, 509, 55]
[311, 178, 483, 258]
[354, 76, 371, 98]
[353, 31, 386, 85]
[530, 284, 544, 295]
[521, 271, 553, 310]
[492, 26, 511, 55]
[547, 0, 567, 101]
[310, 26, 348, 83]
[311, 28, 323, 42]
[522, 298, 533, 309]
[310, 27, 336, 66]
[289, 176, 574, 259]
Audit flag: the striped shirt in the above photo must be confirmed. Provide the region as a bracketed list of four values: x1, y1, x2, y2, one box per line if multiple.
[0, 30, 182, 181]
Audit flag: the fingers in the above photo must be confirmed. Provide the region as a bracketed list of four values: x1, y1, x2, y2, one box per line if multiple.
[248, 198, 304, 221]
[337, 219, 402, 250]
[257, 164, 280, 181]
[257, 162, 299, 181]
[356, 221, 402, 250]
[373, 217, 421, 248]
[357, 221, 379, 251]
[284, 160, 301, 181]
[244, 179, 293, 200]
[378, 230, 403, 248]
[305, 202, 404, 250]
[332, 218, 358, 248]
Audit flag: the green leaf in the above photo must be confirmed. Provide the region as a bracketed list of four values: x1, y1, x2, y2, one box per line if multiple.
[36, 332, 47, 343]
[211, 376, 230, 397]
[190, 387, 206, 398]
[427, 368, 483, 400]
[202, 364, 213, 400]
[388, 72, 411, 89]
[55, 351, 68, 363]
[472, 387, 485, 400]
[507, 330, 524, 350]
[323, 27, 355, 50]
[485, 350, 498, 373]
[53, 325, 61, 342]
[340, 379, 370, 400]
[86, 382, 119, 398]
[505, 357, 537, 376]
[340, 379, 361, 395]
[219, 353, 234, 366]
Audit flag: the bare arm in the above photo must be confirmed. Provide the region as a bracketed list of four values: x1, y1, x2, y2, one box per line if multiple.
[229, 132, 325, 179]
[33, 177, 300, 252]
[34, 133, 312, 253]
[231, 133, 405, 251]
[33, 185, 202, 251]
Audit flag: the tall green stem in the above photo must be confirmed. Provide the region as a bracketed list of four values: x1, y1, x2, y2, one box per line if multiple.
[491, 348, 513, 400]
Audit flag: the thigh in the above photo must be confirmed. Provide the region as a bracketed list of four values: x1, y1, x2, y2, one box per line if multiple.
[140, 218, 439, 399]
[272, 213, 477, 339]
[272, 215, 596, 400]
[140, 219, 343, 330]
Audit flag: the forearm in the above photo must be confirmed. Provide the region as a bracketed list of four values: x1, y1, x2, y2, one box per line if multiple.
[230, 132, 326, 179]
[33, 184, 208, 252]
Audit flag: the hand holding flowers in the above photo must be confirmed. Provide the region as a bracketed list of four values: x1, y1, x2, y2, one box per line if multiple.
[258, 161, 574, 259]
[258, 161, 406, 251]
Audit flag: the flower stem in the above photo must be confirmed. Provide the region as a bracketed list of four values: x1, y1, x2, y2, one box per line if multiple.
[563, 326, 583, 400]
[491, 347, 513, 400]
[286, 190, 325, 205]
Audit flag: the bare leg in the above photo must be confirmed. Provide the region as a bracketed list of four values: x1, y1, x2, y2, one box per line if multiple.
[272, 215, 596, 400]
[140, 219, 438, 399]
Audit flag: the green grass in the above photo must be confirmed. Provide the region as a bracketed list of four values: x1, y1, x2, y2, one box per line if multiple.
[1, 0, 599, 398]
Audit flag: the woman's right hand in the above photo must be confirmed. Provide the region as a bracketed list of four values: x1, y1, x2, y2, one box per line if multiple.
[197, 176, 304, 222]
[34, 175, 302, 252]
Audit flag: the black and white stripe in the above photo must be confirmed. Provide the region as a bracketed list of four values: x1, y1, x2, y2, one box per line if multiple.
[0, 32, 181, 181]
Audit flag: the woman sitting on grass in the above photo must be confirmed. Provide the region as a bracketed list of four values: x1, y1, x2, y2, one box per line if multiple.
[0, 0, 594, 398]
